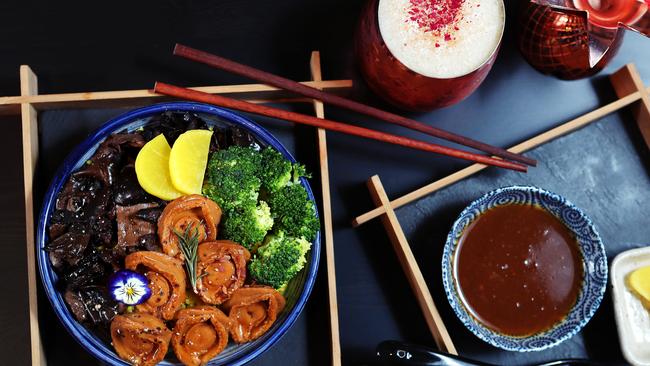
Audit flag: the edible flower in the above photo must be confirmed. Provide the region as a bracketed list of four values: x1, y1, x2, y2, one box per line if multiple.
[108, 269, 152, 305]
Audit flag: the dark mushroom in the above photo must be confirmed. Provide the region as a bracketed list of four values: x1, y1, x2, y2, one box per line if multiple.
[115, 202, 160, 257]
[46, 231, 91, 269]
[64, 286, 119, 325]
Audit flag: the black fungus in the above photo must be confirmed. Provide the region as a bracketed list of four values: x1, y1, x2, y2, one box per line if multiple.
[228, 127, 261, 150]
[210, 128, 228, 153]
[134, 207, 163, 224]
[90, 214, 114, 248]
[115, 202, 159, 257]
[114, 164, 157, 206]
[79, 133, 145, 187]
[56, 174, 111, 220]
[48, 223, 67, 240]
[47, 231, 91, 269]
[141, 111, 208, 145]
[138, 233, 161, 252]
[64, 286, 119, 325]
[63, 249, 109, 290]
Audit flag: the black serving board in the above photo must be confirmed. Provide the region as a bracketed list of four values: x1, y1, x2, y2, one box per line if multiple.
[1, 0, 649, 365]
[396, 112, 650, 365]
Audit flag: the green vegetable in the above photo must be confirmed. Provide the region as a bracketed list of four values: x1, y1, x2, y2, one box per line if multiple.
[267, 183, 320, 241]
[258, 147, 309, 193]
[222, 201, 274, 250]
[174, 224, 202, 293]
[248, 231, 311, 289]
[259, 147, 307, 193]
[259, 147, 292, 193]
[203, 146, 262, 211]
[203, 145, 317, 287]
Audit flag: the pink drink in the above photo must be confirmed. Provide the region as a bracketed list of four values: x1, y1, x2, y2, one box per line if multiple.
[355, 0, 505, 111]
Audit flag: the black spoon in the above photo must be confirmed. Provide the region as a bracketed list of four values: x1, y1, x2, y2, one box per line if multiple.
[376, 341, 603, 366]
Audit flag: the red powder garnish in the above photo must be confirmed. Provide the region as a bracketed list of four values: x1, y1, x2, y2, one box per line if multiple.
[407, 0, 465, 35]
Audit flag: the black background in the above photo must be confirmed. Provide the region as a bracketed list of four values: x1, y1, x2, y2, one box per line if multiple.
[1, 0, 649, 365]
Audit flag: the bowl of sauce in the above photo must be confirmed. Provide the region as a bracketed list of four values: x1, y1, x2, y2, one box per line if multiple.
[442, 186, 607, 351]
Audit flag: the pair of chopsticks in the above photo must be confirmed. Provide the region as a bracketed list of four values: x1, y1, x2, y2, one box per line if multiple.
[154, 44, 535, 172]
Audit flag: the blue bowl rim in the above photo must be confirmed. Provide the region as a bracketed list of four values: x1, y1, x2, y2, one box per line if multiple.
[36, 101, 321, 365]
[441, 185, 607, 352]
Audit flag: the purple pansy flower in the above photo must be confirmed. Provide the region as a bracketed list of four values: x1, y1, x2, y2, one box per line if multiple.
[108, 269, 151, 305]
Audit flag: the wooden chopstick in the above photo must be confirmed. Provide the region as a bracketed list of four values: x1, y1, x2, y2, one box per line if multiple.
[352, 84, 644, 227]
[154, 82, 527, 172]
[173, 43, 537, 167]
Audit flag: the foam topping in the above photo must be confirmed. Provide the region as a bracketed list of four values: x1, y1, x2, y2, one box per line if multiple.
[378, 0, 505, 79]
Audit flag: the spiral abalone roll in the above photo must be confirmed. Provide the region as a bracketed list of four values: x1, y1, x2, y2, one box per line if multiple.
[125, 251, 186, 320]
[196, 241, 250, 305]
[158, 195, 222, 259]
[222, 286, 285, 343]
[110, 313, 172, 366]
[171, 306, 232, 366]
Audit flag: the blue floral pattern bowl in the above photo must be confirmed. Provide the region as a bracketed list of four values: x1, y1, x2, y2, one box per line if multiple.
[441, 186, 607, 352]
[36, 102, 320, 365]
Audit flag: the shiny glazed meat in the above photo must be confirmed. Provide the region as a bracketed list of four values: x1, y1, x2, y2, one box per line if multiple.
[222, 286, 285, 343]
[158, 195, 222, 258]
[125, 251, 187, 320]
[111, 313, 172, 366]
[196, 241, 250, 305]
[172, 306, 232, 366]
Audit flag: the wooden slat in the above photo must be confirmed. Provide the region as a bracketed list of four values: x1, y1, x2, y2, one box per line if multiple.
[10, 57, 353, 365]
[20, 65, 46, 366]
[610, 63, 650, 149]
[310, 51, 342, 366]
[366, 175, 457, 354]
[352, 64, 645, 227]
[0, 79, 352, 113]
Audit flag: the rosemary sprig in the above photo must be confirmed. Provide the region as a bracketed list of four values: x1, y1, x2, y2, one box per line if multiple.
[174, 223, 203, 293]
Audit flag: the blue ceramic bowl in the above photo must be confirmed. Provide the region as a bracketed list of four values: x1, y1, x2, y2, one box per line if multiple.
[442, 186, 607, 352]
[37, 102, 321, 365]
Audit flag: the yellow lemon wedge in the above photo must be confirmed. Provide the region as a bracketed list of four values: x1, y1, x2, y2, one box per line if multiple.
[627, 265, 650, 310]
[135, 134, 183, 201]
[169, 129, 213, 195]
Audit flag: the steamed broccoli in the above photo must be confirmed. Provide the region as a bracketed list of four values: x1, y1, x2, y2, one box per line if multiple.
[259, 147, 309, 193]
[221, 201, 274, 250]
[267, 183, 319, 241]
[259, 147, 292, 193]
[203, 146, 262, 211]
[248, 231, 311, 289]
[203, 145, 317, 256]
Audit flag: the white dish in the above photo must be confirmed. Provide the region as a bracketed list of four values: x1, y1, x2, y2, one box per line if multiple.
[611, 246, 650, 366]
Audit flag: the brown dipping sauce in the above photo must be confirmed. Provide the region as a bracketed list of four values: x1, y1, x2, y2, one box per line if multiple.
[455, 204, 583, 336]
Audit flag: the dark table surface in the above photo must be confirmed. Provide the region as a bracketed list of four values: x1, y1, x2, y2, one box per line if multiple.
[1, 1, 649, 365]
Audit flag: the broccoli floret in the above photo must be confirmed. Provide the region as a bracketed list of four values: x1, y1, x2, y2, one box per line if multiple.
[221, 201, 274, 250]
[259, 147, 292, 192]
[259, 147, 310, 193]
[203, 146, 262, 211]
[267, 183, 319, 241]
[248, 231, 311, 289]
[210, 146, 261, 175]
[291, 164, 310, 183]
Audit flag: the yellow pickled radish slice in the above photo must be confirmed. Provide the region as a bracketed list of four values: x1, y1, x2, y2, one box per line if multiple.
[169, 129, 213, 195]
[135, 134, 183, 201]
[627, 265, 650, 310]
